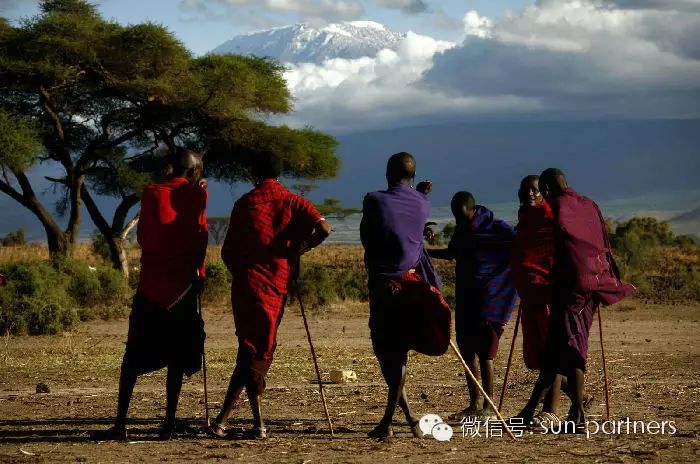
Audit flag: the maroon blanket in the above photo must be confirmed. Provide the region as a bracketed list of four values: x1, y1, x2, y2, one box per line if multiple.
[553, 188, 635, 307]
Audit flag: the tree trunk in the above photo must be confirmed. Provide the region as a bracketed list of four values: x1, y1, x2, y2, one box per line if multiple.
[105, 235, 130, 279]
[1, 169, 74, 260]
[45, 226, 72, 259]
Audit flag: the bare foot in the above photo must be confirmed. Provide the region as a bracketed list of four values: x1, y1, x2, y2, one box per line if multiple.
[368, 422, 394, 439]
[91, 425, 128, 442]
[409, 419, 422, 438]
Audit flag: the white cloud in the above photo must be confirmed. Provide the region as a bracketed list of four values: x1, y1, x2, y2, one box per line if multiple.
[277, 0, 700, 132]
[463, 10, 493, 38]
[373, 0, 429, 14]
[279, 31, 479, 131]
[423, 0, 700, 119]
[180, 0, 364, 23]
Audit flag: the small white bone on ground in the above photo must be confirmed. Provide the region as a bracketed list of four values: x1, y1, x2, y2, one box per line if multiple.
[330, 369, 357, 384]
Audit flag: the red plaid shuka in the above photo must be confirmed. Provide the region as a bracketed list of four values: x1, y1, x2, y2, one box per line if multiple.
[512, 202, 555, 370]
[221, 180, 322, 359]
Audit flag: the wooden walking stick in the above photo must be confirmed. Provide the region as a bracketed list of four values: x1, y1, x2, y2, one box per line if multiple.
[295, 278, 335, 437]
[598, 306, 611, 419]
[197, 292, 210, 426]
[449, 340, 517, 440]
[498, 305, 522, 412]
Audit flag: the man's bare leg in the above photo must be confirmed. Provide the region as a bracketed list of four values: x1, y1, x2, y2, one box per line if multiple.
[566, 368, 586, 425]
[516, 368, 556, 421]
[159, 365, 184, 440]
[92, 356, 137, 441]
[369, 353, 407, 438]
[397, 387, 420, 437]
[209, 370, 246, 436]
[479, 358, 496, 413]
[246, 388, 267, 439]
[465, 353, 482, 411]
[542, 374, 562, 415]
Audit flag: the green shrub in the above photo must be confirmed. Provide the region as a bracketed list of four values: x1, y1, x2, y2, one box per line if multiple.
[0, 259, 131, 335]
[203, 260, 231, 306]
[292, 263, 338, 310]
[90, 231, 112, 261]
[1, 228, 26, 247]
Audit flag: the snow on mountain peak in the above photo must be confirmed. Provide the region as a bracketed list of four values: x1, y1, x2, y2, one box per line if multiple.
[211, 22, 404, 64]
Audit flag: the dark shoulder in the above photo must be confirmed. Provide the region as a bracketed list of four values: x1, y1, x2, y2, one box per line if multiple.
[363, 191, 382, 210]
[180, 182, 207, 206]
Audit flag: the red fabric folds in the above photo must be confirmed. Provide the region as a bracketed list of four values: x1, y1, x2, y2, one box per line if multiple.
[137, 177, 208, 309]
[512, 202, 555, 370]
[222, 180, 322, 360]
[383, 271, 452, 356]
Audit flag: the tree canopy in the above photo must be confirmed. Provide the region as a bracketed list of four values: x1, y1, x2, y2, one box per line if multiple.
[0, 0, 339, 273]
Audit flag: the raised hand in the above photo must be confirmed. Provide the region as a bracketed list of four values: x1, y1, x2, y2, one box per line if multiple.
[416, 180, 432, 194]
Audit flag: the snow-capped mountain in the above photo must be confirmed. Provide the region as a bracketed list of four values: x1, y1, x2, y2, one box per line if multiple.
[211, 21, 404, 64]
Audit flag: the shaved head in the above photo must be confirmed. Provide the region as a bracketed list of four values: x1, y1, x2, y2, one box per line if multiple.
[172, 147, 204, 182]
[539, 168, 568, 199]
[386, 152, 416, 185]
[451, 191, 475, 219]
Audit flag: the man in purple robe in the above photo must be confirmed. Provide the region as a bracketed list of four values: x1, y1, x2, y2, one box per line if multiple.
[516, 168, 634, 430]
[361, 152, 450, 439]
[429, 192, 517, 419]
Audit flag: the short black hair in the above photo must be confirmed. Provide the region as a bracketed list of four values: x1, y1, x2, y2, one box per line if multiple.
[519, 175, 539, 191]
[250, 151, 283, 180]
[386, 152, 416, 183]
[539, 168, 568, 194]
[171, 147, 203, 178]
[451, 191, 475, 211]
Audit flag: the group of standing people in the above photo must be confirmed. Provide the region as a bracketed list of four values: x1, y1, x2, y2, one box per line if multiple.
[94, 148, 632, 442]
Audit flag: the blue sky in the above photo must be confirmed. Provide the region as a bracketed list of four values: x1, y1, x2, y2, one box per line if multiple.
[0, 0, 533, 55]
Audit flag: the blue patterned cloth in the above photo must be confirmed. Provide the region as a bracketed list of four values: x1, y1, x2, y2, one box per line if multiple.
[449, 205, 518, 323]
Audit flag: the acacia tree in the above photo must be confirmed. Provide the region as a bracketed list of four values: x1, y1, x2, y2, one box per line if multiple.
[0, 0, 339, 276]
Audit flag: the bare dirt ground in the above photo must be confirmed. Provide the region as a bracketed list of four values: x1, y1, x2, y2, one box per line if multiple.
[1, 300, 699, 463]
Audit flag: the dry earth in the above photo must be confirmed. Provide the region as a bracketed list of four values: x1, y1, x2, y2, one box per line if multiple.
[1, 301, 699, 463]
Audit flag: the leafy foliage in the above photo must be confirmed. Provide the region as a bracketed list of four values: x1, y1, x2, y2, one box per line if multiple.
[0, 0, 339, 269]
[314, 198, 360, 219]
[0, 258, 129, 334]
[0, 110, 42, 172]
[610, 217, 699, 302]
[1, 228, 26, 247]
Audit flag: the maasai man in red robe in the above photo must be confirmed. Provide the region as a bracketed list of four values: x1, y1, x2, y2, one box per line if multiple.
[511, 175, 564, 427]
[516, 168, 634, 430]
[95, 148, 208, 441]
[207, 153, 331, 440]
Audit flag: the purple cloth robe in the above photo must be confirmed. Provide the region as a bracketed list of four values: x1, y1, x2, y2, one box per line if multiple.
[545, 188, 635, 370]
[449, 205, 517, 323]
[360, 183, 441, 288]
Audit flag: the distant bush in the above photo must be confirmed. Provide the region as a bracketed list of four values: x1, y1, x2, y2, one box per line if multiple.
[442, 222, 456, 242]
[289, 263, 369, 310]
[0, 259, 130, 335]
[611, 217, 700, 303]
[1, 228, 26, 247]
[202, 260, 232, 306]
[90, 231, 111, 261]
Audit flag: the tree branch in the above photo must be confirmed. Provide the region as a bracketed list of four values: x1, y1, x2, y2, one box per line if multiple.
[0, 176, 28, 208]
[80, 183, 111, 236]
[120, 212, 140, 241]
[44, 176, 68, 185]
[111, 194, 140, 234]
[39, 85, 65, 141]
[5, 169, 64, 239]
